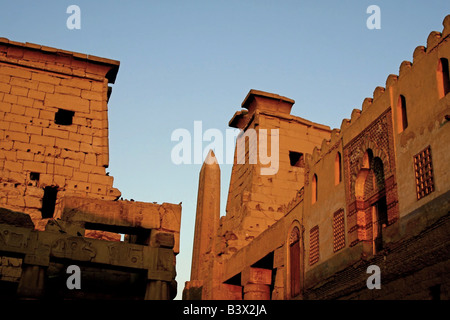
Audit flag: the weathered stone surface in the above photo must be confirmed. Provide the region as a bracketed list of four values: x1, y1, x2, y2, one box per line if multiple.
[186, 15, 450, 301]
[0, 38, 181, 300]
[190, 150, 220, 282]
[61, 196, 181, 253]
[0, 207, 34, 228]
[0, 219, 178, 299]
[241, 267, 272, 286]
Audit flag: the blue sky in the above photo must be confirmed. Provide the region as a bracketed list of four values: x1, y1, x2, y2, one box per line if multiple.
[1, 1, 449, 299]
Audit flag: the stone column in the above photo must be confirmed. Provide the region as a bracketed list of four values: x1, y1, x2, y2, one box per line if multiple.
[244, 284, 271, 300]
[16, 235, 50, 300]
[241, 267, 272, 300]
[183, 280, 204, 300]
[146, 232, 177, 300]
[17, 265, 47, 299]
[145, 280, 170, 300]
[214, 283, 243, 300]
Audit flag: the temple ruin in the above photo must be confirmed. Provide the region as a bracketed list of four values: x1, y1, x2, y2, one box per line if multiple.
[0, 38, 181, 299]
[184, 15, 450, 300]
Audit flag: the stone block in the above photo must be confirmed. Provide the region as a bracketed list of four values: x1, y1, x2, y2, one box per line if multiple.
[4, 160, 22, 172]
[87, 173, 113, 186]
[0, 66, 31, 79]
[16, 150, 34, 161]
[0, 82, 11, 93]
[90, 183, 107, 195]
[37, 82, 54, 93]
[24, 106, 40, 118]
[28, 89, 45, 100]
[81, 89, 103, 101]
[72, 171, 88, 182]
[55, 85, 81, 96]
[44, 92, 89, 113]
[160, 203, 182, 233]
[37, 110, 54, 122]
[60, 77, 91, 90]
[0, 101, 12, 112]
[11, 105, 26, 116]
[42, 128, 69, 139]
[64, 158, 80, 169]
[10, 85, 29, 97]
[214, 283, 242, 300]
[150, 231, 175, 249]
[31, 72, 61, 85]
[241, 267, 272, 286]
[54, 164, 73, 177]
[24, 195, 42, 209]
[22, 160, 46, 173]
[0, 207, 34, 228]
[0, 74, 11, 83]
[273, 246, 285, 268]
[2, 150, 17, 161]
[55, 138, 80, 151]
[7, 131, 29, 143]
[243, 283, 270, 300]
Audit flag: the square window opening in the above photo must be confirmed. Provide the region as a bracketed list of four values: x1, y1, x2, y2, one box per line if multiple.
[289, 151, 304, 167]
[54, 109, 75, 126]
[30, 172, 40, 181]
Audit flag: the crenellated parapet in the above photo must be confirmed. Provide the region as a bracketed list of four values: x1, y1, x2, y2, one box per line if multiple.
[305, 14, 450, 167]
[304, 13, 450, 257]
[186, 14, 450, 301]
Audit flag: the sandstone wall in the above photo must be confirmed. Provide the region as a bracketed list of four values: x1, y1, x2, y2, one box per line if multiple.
[0, 38, 121, 230]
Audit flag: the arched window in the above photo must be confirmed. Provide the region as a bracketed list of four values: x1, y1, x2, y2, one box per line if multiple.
[371, 157, 387, 254]
[335, 152, 342, 185]
[289, 227, 301, 297]
[372, 157, 385, 191]
[311, 174, 318, 204]
[437, 57, 450, 99]
[397, 95, 408, 133]
[363, 149, 373, 169]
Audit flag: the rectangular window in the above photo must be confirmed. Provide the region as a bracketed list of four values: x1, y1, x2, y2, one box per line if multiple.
[437, 58, 450, 99]
[289, 151, 304, 168]
[30, 172, 40, 181]
[54, 108, 74, 125]
[398, 95, 408, 132]
[414, 146, 435, 200]
[333, 209, 345, 252]
[309, 226, 319, 266]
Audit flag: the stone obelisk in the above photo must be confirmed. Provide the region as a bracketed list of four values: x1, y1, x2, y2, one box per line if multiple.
[190, 150, 220, 282]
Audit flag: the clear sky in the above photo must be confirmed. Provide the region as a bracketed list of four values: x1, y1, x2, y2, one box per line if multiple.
[1, 1, 449, 299]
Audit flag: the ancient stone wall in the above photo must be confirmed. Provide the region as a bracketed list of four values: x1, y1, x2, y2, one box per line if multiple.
[0, 38, 121, 230]
[219, 90, 330, 258]
[185, 14, 450, 301]
[0, 39, 182, 300]
[302, 14, 450, 273]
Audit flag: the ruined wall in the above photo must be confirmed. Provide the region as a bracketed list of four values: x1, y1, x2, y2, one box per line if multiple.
[185, 15, 450, 301]
[186, 90, 331, 300]
[0, 39, 182, 300]
[219, 90, 330, 257]
[0, 38, 121, 230]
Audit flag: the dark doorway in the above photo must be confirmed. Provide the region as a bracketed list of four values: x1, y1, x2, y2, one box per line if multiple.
[41, 186, 58, 218]
[372, 195, 388, 253]
[289, 227, 301, 297]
